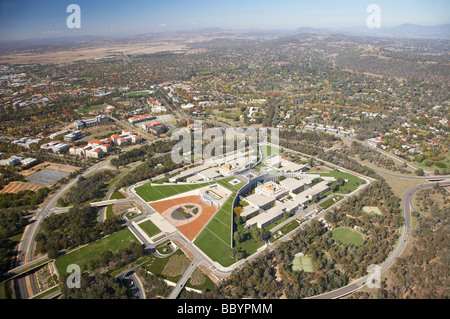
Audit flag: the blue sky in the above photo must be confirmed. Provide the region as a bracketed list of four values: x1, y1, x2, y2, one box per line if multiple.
[0, 0, 449, 40]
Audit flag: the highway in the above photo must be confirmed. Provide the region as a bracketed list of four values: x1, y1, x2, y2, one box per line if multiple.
[10, 130, 448, 300]
[14, 158, 114, 298]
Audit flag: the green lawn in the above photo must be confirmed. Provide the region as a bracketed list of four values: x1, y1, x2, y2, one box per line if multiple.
[315, 170, 364, 194]
[332, 227, 364, 247]
[135, 177, 239, 267]
[194, 193, 234, 267]
[269, 220, 301, 242]
[78, 103, 106, 114]
[135, 177, 242, 202]
[135, 182, 214, 202]
[142, 249, 188, 283]
[186, 268, 217, 292]
[319, 195, 344, 209]
[54, 228, 137, 275]
[260, 144, 280, 160]
[138, 220, 162, 238]
[110, 190, 126, 200]
[127, 91, 150, 97]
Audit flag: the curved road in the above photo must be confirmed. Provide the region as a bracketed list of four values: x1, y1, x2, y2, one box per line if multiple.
[14, 158, 114, 298]
[12, 132, 449, 300]
[308, 180, 450, 299]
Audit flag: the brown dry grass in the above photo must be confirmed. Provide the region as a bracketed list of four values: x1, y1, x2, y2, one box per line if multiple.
[21, 162, 78, 177]
[0, 181, 44, 194]
[111, 200, 143, 215]
[162, 254, 190, 278]
[0, 43, 188, 65]
[189, 268, 206, 286]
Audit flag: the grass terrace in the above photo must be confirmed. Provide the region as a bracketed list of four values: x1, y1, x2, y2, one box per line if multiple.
[135, 181, 214, 202]
[138, 219, 162, 238]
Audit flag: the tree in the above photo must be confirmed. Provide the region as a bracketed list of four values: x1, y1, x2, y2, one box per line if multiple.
[234, 231, 243, 244]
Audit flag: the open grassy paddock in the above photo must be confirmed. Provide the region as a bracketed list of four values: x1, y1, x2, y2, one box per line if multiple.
[316, 170, 364, 194]
[362, 206, 382, 215]
[332, 227, 364, 247]
[54, 228, 137, 275]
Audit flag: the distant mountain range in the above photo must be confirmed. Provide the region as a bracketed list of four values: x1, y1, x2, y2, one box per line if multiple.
[1, 23, 448, 52]
[340, 23, 450, 38]
[0, 35, 107, 51]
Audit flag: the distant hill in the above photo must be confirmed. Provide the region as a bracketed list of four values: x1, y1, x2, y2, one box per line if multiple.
[383, 23, 450, 38]
[0, 35, 106, 51]
[345, 23, 450, 38]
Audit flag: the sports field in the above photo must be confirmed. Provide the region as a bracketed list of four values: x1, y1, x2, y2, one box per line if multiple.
[292, 256, 314, 272]
[332, 227, 364, 246]
[362, 206, 382, 215]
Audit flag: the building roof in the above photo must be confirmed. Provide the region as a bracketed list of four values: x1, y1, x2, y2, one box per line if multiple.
[146, 122, 162, 127]
[240, 204, 260, 218]
[245, 193, 275, 208]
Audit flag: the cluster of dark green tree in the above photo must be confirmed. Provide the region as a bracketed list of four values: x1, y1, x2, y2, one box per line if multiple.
[115, 153, 182, 189]
[60, 273, 129, 299]
[36, 204, 122, 259]
[280, 130, 340, 150]
[135, 268, 173, 299]
[280, 136, 380, 179]
[111, 140, 177, 168]
[340, 142, 411, 174]
[59, 242, 144, 299]
[57, 170, 117, 207]
[350, 186, 449, 299]
[27, 152, 87, 168]
[323, 180, 403, 276]
[214, 179, 402, 299]
[0, 208, 29, 277]
[413, 184, 449, 218]
[0, 166, 25, 190]
[0, 187, 49, 209]
[89, 242, 144, 271]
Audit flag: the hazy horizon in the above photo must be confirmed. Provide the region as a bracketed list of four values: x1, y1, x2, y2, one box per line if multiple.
[1, 0, 449, 41]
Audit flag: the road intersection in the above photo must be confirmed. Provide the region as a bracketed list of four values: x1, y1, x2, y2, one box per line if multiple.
[10, 140, 450, 299]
